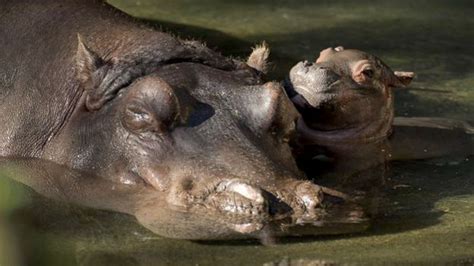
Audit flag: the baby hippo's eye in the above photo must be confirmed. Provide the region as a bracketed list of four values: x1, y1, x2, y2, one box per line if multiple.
[362, 69, 374, 79]
[352, 60, 376, 84]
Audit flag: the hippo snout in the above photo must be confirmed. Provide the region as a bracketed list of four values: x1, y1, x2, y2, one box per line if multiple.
[312, 65, 340, 87]
[302, 61, 313, 67]
[288, 62, 341, 107]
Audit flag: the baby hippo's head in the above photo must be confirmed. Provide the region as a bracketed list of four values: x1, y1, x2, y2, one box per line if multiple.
[286, 47, 414, 141]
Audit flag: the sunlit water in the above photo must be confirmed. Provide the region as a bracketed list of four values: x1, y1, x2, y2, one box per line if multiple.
[1, 0, 473, 265]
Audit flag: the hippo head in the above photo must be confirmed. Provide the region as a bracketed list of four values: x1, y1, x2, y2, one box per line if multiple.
[287, 47, 414, 144]
[42, 40, 366, 240]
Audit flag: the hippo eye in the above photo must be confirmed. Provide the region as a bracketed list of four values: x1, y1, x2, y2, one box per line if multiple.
[122, 104, 165, 134]
[362, 69, 374, 79]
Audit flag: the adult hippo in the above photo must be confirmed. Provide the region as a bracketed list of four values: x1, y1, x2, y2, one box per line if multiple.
[0, 0, 365, 241]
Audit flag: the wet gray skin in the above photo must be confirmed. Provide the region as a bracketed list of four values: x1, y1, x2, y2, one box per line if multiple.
[0, 0, 366, 241]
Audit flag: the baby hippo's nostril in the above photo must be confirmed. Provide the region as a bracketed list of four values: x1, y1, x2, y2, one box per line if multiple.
[303, 61, 313, 67]
[314, 66, 340, 85]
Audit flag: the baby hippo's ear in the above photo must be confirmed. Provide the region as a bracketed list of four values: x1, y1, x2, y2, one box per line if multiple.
[247, 42, 270, 74]
[390, 71, 415, 88]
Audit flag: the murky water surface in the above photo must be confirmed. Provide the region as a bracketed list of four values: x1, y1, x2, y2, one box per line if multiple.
[1, 1, 473, 265]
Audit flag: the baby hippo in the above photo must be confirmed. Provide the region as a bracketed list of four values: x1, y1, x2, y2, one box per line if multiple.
[279, 47, 415, 180]
[278, 46, 473, 216]
[285, 47, 414, 145]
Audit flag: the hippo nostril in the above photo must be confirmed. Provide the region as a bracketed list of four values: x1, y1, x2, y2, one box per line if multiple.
[313, 66, 340, 85]
[303, 61, 313, 67]
[315, 65, 329, 71]
[216, 179, 265, 204]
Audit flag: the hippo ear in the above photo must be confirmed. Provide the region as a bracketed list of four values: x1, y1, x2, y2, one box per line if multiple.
[246, 42, 270, 74]
[75, 34, 105, 86]
[390, 71, 415, 88]
[76, 34, 112, 111]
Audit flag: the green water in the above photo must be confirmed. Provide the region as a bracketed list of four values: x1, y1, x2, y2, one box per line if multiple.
[2, 0, 474, 265]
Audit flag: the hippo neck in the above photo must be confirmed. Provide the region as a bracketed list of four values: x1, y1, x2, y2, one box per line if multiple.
[297, 97, 394, 146]
[284, 78, 394, 146]
[297, 118, 392, 145]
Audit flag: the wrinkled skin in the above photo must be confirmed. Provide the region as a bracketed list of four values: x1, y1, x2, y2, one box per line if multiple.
[0, 0, 365, 241]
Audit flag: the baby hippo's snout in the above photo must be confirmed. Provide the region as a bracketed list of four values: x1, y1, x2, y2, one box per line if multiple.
[288, 61, 341, 107]
[302, 61, 313, 67]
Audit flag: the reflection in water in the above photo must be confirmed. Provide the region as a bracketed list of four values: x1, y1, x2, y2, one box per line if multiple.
[0, 157, 370, 241]
[263, 257, 338, 266]
[0, 224, 21, 265]
[0, 178, 23, 266]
